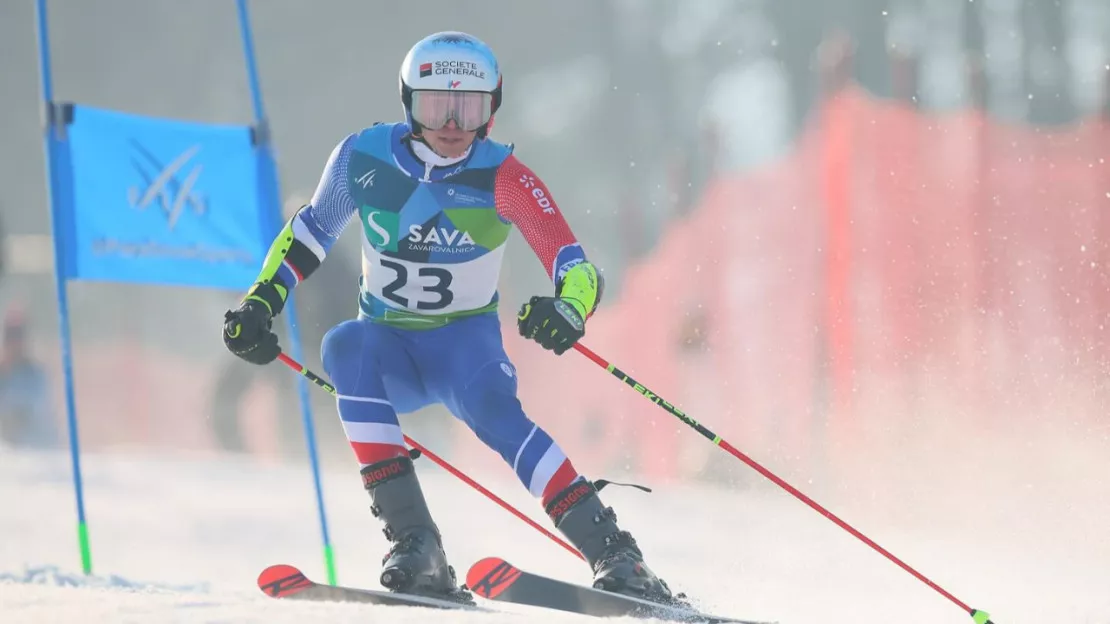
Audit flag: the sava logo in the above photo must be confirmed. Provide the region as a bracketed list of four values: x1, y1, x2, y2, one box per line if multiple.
[407, 224, 476, 253]
[518, 175, 555, 215]
[366, 210, 392, 247]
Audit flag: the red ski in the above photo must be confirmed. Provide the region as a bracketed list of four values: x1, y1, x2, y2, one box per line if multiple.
[257, 563, 489, 612]
[466, 556, 774, 623]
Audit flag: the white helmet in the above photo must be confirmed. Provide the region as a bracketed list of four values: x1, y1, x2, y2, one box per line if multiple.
[399, 31, 503, 138]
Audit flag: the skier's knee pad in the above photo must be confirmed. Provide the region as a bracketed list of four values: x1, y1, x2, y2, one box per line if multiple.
[459, 359, 518, 408]
[321, 319, 367, 379]
[455, 360, 526, 433]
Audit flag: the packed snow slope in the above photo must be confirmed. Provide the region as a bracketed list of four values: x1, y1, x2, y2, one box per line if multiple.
[2, 423, 1108, 623]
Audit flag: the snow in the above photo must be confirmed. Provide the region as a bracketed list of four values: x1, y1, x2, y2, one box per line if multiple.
[2, 434, 1108, 624]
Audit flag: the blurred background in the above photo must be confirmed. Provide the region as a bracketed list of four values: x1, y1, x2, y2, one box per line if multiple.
[0, 0, 1108, 542]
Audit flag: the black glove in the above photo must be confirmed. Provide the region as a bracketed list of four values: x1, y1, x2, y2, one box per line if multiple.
[223, 299, 280, 365]
[517, 296, 585, 355]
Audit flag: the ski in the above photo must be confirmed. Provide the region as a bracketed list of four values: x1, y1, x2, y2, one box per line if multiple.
[465, 556, 775, 624]
[257, 563, 493, 612]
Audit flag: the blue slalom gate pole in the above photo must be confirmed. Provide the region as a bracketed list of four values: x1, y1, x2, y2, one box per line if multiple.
[235, 0, 337, 586]
[35, 0, 93, 575]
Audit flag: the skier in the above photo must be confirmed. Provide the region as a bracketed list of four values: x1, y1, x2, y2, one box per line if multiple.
[222, 31, 677, 605]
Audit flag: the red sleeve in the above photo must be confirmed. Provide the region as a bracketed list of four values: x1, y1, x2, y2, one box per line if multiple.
[495, 154, 580, 281]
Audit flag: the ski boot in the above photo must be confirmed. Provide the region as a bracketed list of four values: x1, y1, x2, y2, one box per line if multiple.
[546, 479, 683, 606]
[361, 455, 471, 604]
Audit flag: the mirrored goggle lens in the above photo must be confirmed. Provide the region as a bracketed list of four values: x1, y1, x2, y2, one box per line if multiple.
[411, 91, 492, 131]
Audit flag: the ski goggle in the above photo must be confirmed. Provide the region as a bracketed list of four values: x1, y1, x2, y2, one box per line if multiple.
[411, 90, 493, 132]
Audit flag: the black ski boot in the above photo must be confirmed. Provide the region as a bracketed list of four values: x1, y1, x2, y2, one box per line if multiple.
[361, 456, 470, 603]
[546, 480, 681, 605]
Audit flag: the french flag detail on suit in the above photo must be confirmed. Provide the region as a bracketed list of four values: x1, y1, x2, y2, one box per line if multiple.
[336, 393, 407, 465]
[512, 424, 581, 505]
[275, 209, 335, 288]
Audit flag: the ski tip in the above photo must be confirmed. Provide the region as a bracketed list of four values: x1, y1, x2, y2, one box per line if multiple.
[257, 564, 313, 598]
[465, 557, 521, 600]
[465, 557, 507, 589]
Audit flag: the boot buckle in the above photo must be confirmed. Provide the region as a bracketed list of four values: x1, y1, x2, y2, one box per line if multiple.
[593, 506, 618, 524]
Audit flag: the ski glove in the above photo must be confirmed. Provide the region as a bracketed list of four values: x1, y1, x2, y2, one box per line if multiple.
[223, 298, 280, 365]
[518, 296, 586, 355]
[518, 261, 603, 355]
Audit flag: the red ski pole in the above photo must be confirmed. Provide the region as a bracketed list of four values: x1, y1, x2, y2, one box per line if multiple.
[572, 342, 996, 624]
[276, 352, 585, 562]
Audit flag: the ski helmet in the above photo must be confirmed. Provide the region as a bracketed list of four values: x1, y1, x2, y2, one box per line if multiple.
[399, 31, 502, 139]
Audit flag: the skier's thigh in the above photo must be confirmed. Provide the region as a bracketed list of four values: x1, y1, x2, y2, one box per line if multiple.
[321, 318, 430, 413]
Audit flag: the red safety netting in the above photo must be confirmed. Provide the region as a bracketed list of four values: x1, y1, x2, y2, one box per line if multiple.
[508, 86, 1110, 485]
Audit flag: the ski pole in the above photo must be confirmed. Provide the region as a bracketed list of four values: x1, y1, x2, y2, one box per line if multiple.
[571, 342, 996, 624]
[276, 352, 585, 562]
